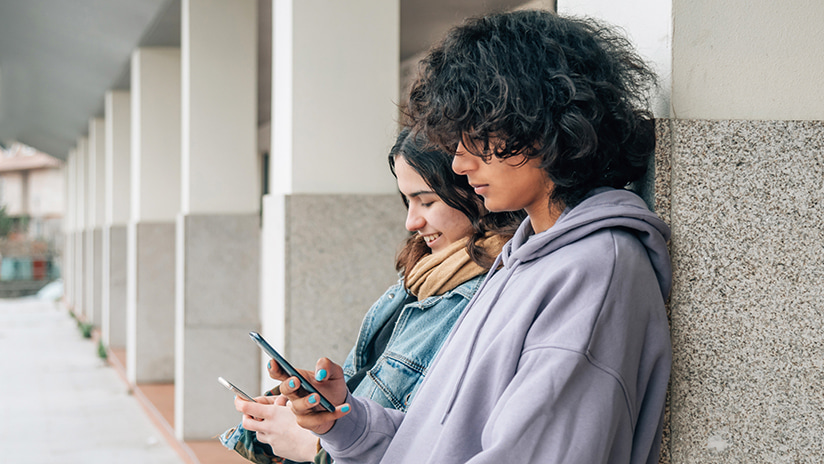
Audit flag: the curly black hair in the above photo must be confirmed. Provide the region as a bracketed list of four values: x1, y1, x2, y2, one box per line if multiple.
[405, 10, 657, 208]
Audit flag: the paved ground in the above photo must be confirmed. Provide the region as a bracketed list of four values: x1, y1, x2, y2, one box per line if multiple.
[0, 297, 185, 464]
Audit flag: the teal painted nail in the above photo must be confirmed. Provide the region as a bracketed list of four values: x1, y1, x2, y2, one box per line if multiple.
[288, 379, 295, 389]
[341, 405, 350, 413]
[308, 395, 317, 404]
[315, 369, 327, 381]
[267, 360, 271, 369]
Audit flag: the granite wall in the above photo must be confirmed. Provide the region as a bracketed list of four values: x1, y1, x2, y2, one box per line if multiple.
[283, 194, 408, 369]
[659, 119, 824, 462]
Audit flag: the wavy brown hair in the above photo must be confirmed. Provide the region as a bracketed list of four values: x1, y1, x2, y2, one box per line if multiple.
[390, 128, 524, 280]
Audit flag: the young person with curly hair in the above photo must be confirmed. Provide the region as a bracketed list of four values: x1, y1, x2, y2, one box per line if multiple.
[220, 128, 523, 464]
[270, 10, 672, 464]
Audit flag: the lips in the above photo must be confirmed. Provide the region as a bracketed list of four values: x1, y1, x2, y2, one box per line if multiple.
[470, 183, 489, 195]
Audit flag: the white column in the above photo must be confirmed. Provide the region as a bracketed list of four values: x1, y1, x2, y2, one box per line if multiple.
[102, 90, 131, 349]
[127, 47, 181, 385]
[74, 137, 87, 320]
[261, 0, 405, 393]
[175, 0, 260, 440]
[63, 150, 76, 310]
[87, 118, 105, 327]
[557, 0, 672, 118]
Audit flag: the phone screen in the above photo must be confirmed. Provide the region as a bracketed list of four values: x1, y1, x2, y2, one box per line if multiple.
[248, 331, 336, 412]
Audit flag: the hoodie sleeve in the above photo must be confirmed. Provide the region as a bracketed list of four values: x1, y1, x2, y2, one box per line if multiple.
[317, 392, 406, 463]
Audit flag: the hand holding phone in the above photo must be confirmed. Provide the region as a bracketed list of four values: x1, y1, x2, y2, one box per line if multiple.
[218, 376, 258, 403]
[249, 331, 336, 412]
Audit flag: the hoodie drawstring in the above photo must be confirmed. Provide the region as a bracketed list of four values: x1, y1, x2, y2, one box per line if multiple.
[440, 256, 520, 423]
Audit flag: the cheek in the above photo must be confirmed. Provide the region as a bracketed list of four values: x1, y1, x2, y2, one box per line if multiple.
[443, 212, 473, 241]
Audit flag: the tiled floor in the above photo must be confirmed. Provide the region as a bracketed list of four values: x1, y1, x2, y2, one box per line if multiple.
[108, 349, 249, 464]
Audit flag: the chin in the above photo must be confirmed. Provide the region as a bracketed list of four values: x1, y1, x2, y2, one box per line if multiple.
[483, 200, 505, 213]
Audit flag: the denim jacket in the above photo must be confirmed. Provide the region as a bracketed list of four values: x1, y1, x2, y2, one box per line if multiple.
[343, 274, 484, 411]
[220, 274, 485, 463]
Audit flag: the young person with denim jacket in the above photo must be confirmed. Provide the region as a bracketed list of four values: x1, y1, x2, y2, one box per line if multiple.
[220, 128, 524, 464]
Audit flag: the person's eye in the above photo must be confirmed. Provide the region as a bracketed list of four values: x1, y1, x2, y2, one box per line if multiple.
[421, 201, 434, 208]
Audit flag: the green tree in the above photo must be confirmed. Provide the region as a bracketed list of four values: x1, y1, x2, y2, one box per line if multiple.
[0, 205, 13, 237]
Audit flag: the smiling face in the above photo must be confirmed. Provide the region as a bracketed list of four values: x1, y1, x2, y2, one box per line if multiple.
[452, 140, 557, 232]
[394, 156, 474, 253]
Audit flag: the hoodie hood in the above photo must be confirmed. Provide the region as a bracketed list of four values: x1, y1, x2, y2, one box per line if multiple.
[501, 187, 672, 299]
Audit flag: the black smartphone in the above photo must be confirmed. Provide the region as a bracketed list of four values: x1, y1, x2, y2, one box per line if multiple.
[218, 376, 258, 402]
[248, 331, 336, 412]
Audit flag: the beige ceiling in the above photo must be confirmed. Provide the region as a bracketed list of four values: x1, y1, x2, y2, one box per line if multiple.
[0, 0, 533, 159]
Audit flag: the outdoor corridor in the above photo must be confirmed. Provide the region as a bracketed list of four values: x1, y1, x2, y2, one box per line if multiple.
[0, 296, 245, 463]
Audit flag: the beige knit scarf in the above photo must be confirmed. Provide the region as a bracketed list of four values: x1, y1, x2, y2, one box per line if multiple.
[405, 234, 507, 300]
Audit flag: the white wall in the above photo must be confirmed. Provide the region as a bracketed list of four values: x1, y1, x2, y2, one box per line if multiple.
[672, 0, 824, 120]
[28, 168, 64, 216]
[0, 172, 23, 215]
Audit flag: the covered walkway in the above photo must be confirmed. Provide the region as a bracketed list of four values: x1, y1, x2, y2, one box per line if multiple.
[0, 297, 244, 463]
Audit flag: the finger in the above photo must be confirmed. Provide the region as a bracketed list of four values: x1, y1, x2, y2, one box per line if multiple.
[273, 395, 288, 407]
[293, 402, 352, 433]
[313, 357, 344, 384]
[278, 376, 302, 398]
[267, 359, 288, 380]
[234, 395, 252, 412]
[237, 397, 274, 420]
[253, 395, 277, 405]
[241, 414, 264, 431]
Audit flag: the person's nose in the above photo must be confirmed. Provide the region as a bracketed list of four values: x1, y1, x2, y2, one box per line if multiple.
[452, 141, 474, 175]
[405, 205, 425, 232]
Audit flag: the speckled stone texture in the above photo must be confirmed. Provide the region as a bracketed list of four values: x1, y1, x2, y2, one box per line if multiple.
[654, 118, 674, 464]
[665, 119, 824, 463]
[285, 194, 408, 369]
[175, 213, 262, 439]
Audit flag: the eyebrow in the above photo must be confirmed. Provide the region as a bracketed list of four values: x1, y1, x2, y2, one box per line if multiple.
[405, 190, 436, 199]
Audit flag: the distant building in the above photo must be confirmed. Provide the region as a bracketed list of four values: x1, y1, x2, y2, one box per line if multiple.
[0, 142, 63, 292]
[0, 142, 64, 243]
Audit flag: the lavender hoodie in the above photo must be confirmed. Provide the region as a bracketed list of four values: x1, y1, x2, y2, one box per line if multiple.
[321, 188, 673, 464]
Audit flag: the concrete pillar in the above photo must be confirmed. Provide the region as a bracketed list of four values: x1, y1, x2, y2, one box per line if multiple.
[87, 118, 105, 327]
[262, 0, 407, 394]
[664, 2, 824, 462]
[63, 150, 76, 310]
[127, 47, 181, 385]
[174, 0, 260, 440]
[74, 137, 87, 320]
[102, 91, 131, 349]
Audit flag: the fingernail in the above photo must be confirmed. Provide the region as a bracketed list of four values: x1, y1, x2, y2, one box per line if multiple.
[267, 360, 272, 369]
[341, 405, 350, 413]
[308, 395, 317, 404]
[315, 369, 327, 381]
[288, 379, 295, 389]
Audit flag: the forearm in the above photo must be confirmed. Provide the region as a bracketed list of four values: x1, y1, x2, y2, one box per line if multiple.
[318, 393, 405, 464]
